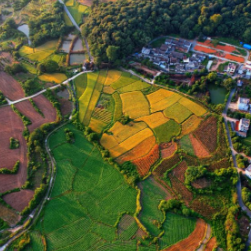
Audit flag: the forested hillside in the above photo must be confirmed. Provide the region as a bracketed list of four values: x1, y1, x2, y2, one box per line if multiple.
[81, 0, 251, 63]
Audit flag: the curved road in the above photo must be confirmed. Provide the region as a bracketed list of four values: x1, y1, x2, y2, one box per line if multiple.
[223, 89, 251, 250]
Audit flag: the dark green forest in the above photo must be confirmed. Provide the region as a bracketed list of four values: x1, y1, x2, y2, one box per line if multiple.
[81, 0, 251, 63]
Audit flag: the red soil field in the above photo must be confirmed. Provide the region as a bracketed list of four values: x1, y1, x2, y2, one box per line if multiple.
[15, 95, 57, 132]
[0, 71, 24, 100]
[171, 161, 187, 183]
[225, 54, 245, 63]
[194, 45, 216, 54]
[133, 144, 159, 177]
[208, 158, 230, 171]
[160, 142, 177, 159]
[189, 134, 210, 158]
[3, 190, 34, 212]
[0, 106, 27, 193]
[198, 40, 236, 53]
[204, 237, 217, 251]
[164, 219, 207, 251]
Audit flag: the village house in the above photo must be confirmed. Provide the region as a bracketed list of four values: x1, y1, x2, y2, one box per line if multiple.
[141, 47, 151, 55]
[237, 79, 243, 87]
[237, 118, 250, 137]
[227, 63, 237, 74]
[237, 97, 250, 111]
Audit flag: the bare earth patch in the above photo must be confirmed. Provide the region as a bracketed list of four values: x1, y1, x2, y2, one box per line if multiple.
[3, 190, 34, 212]
[189, 134, 210, 158]
[0, 106, 27, 193]
[0, 71, 24, 100]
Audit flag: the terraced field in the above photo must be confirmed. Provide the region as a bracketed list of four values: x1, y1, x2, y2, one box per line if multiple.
[7, 69, 229, 250]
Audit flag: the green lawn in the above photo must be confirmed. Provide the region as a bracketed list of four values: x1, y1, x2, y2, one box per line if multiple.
[160, 213, 196, 249]
[216, 37, 240, 46]
[153, 119, 181, 143]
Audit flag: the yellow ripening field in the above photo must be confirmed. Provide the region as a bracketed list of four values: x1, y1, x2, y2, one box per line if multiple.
[103, 85, 115, 94]
[163, 102, 192, 123]
[115, 135, 156, 164]
[38, 73, 67, 83]
[181, 115, 202, 136]
[147, 89, 174, 104]
[104, 70, 122, 85]
[179, 97, 207, 117]
[109, 121, 147, 143]
[89, 117, 107, 134]
[135, 112, 169, 129]
[117, 80, 150, 93]
[120, 91, 150, 119]
[109, 128, 153, 158]
[100, 133, 118, 150]
[147, 89, 182, 113]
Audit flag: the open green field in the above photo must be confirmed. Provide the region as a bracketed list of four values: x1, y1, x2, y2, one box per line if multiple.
[28, 124, 138, 250]
[180, 135, 195, 155]
[154, 120, 181, 143]
[139, 178, 167, 236]
[65, 0, 89, 25]
[160, 213, 196, 249]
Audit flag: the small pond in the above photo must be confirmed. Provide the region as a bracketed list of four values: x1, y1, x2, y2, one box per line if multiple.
[61, 41, 71, 53]
[70, 54, 85, 65]
[208, 84, 228, 105]
[72, 38, 84, 52]
[18, 24, 31, 45]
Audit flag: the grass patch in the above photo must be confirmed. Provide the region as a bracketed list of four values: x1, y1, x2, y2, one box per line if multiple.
[218, 61, 229, 72]
[151, 37, 166, 48]
[112, 92, 122, 122]
[180, 135, 195, 155]
[153, 119, 181, 143]
[216, 37, 240, 46]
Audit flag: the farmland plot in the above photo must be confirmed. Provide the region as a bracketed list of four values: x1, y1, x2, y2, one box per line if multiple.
[31, 124, 138, 250]
[0, 72, 24, 100]
[111, 71, 139, 89]
[121, 91, 150, 119]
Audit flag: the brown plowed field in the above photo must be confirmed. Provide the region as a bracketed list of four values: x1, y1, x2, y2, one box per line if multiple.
[192, 178, 211, 189]
[15, 95, 57, 132]
[0, 107, 27, 193]
[204, 237, 217, 251]
[59, 98, 72, 116]
[0, 203, 21, 226]
[171, 161, 187, 183]
[161, 142, 177, 159]
[189, 134, 210, 158]
[3, 190, 34, 212]
[163, 219, 207, 251]
[0, 71, 24, 100]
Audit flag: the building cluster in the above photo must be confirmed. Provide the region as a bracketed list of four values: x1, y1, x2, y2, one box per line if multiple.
[233, 97, 251, 138]
[238, 63, 251, 79]
[140, 38, 206, 73]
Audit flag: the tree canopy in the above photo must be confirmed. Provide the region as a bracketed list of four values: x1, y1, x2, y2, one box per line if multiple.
[82, 0, 251, 63]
